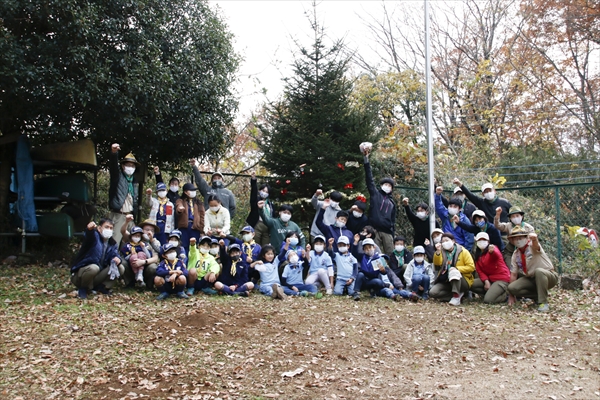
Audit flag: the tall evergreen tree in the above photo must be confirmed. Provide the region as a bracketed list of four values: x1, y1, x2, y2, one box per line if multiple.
[258, 7, 379, 201]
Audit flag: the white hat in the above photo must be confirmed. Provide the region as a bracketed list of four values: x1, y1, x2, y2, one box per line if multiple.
[481, 183, 494, 192]
[337, 236, 350, 244]
[431, 228, 444, 238]
[362, 238, 376, 247]
[413, 246, 425, 255]
[453, 187, 463, 194]
[475, 232, 490, 241]
[472, 210, 486, 219]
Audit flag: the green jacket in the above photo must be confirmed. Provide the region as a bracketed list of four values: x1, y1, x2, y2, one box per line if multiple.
[259, 208, 305, 254]
[187, 246, 221, 279]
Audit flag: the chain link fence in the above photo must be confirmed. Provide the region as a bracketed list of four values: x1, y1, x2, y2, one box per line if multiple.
[394, 182, 600, 274]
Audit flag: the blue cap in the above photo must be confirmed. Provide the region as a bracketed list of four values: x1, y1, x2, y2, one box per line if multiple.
[199, 236, 212, 245]
[162, 243, 177, 254]
[168, 229, 182, 240]
[130, 226, 143, 235]
[156, 182, 167, 191]
[210, 238, 219, 245]
[239, 225, 255, 234]
[228, 243, 241, 252]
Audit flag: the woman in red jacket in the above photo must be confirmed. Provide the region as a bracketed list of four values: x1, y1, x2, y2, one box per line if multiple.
[471, 232, 510, 303]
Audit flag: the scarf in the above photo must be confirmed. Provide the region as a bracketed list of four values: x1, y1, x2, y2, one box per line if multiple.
[243, 241, 255, 261]
[165, 259, 177, 288]
[519, 245, 528, 275]
[230, 259, 239, 276]
[443, 246, 457, 272]
[158, 197, 169, 217]
[124, 174, 134, 197]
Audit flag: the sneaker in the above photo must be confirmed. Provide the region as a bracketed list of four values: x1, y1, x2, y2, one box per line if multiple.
[315, 292, 323, 299]
[186, 287, 195, 296]
[201, 287, 218, 295]
[326, 289, 333, 295]
[300, 290, 309, 297]
[94, 284, 111, 295]
[409, 292, 420, 302]
[77, 288, 88, 299]
[175, 291, 189, 299]
[392, 294, 402, 302]
[156, 292, 169, 301]
[449, 292, 464, 306]
[271, 283, 279, 299]
[537, 303, 550, 312]
[352, 293, 361, 301]
[135, 280, 146, 289]
[422, 292, 429, 300]
[275, 285, 287, 300]
[238, 291, 250, 297]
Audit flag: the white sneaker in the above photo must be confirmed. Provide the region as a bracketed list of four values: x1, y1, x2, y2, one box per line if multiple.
[449, 292, 464, 306]
[326, 289, 333, 295]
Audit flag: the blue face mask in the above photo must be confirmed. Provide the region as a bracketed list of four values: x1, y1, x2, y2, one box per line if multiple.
[476, 220, 486, 228]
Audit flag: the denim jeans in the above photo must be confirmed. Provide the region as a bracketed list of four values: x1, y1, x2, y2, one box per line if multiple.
[379, 287, 413, 299]
[285, 283, 317, 294]
[333, 278, 356, 295]
[354, 272, 385, 292]
[259, 283, 297, 296]
[411, 274, 431, 296]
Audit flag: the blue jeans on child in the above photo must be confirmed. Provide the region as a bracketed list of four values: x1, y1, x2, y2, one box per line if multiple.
[333, 278, 356, 295]
[354, 272, 385, 293]
[411, 274, 430, 298]
[259, 283, 296, 296]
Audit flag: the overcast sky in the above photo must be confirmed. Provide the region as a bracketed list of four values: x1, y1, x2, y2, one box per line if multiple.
[212, 1, 389, 120]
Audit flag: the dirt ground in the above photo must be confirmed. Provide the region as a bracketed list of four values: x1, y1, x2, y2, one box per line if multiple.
[0, 266, 598, 400]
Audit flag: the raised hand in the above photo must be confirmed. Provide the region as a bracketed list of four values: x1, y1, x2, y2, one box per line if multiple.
[453, 178, 462, 187]
[402, 198, 409, 206]
[111, 143, 120, 153]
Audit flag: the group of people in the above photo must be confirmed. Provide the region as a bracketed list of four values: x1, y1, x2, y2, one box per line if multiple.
[69, 143, 559, 311]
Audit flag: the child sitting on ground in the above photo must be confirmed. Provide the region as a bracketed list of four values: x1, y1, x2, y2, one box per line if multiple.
[120, 226, 152, 288]
[186, 236, 220, 295]
[327, 237, 359, 299]
[280, 250, 318, 296]
[305, 235, 334, 295]
[214, 242, 255, 296]
[403, 246, 435, 299]
[251, 245, 290, 300]
[155, 243, 189, 300]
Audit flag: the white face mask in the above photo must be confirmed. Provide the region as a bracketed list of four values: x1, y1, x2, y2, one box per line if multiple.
[414, 256, 424, 263]
[242, 234, 253, 243]
[476, 240, 489, 250]
[170, 185, 179, 193]
[314, 244, 324, 253]
[511, 216, 523, 225]
[335, 219, 345, 228]
[289, 255, 299, 264]
[416, 211, 427, 220]
[395, 245, 405, 253]
[259, 191, 269, 199]
[169, 240, 179, 247]
[199, 247, 209, 254]
[329, 200, 339, 208]
[484, 191, 496, 201]
[210, 206, 221, 213]
[338, 245, 348, 253]
[209, 247, 219, 255]
[132, 236, 141, 244]
[101, 229, 113, 239]
[289, 237, 298, 246]
[381, 184, 392, 194]
[433, 236, 442, 244]
[515, 238, 529, 249]
[442, 241, 454, 251]
[188, 191, 197, 198]
[364, 249, 375, 257]
[280, 213, 291, 222]
[448, 207, 459, 216]
[352, 211, 363, 219]
[157, 190, 167, 198]
[123, 166, 135, 176]
[166, 252, 177, 261]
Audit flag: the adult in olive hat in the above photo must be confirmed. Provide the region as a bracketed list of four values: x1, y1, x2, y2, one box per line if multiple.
[108, 143, 141, 245]
[506, 226, 557, 312]
[494, 206, 535, 268]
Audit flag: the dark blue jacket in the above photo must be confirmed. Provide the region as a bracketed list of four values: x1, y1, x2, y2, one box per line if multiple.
[315, 208, 354, 253]
[352, 246, 387, 280]
[155, 259, 188, 278]
[71, 229, 119, 272]
[457, 220, 505, 251]
[219, 245, 249, 287]
[364, 157, 396, 235]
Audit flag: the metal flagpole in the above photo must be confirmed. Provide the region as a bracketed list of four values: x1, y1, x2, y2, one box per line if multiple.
[425, 0, 436, 234]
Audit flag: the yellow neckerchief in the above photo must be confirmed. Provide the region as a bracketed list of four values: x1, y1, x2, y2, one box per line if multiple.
[243, 240, 255, 259]
[165, 259, 178, 288]
[158, 197, 169, 216]
[128, 241, 142, 254]
[230, 258, 239, 276]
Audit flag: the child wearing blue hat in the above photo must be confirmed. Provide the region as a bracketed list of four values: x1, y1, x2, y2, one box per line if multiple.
[155, 243, 189, 300]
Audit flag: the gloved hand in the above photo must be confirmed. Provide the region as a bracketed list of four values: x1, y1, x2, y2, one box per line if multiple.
[108, 260, 120, 280]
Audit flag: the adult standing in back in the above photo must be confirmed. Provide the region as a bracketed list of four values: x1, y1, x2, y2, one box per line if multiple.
[362, 145, 397, 255]
[190, 159, 236, 218]
[108, 143, 140, 245]
[452, 179, 512, 223]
